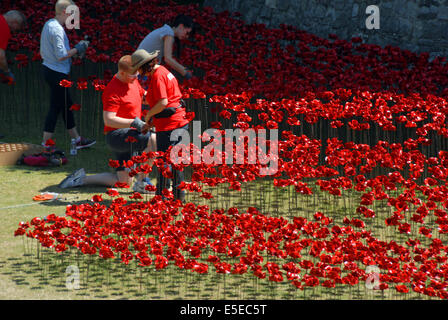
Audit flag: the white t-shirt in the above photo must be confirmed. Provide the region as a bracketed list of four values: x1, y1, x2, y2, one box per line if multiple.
[40, 18, 71, 74]
[137, 24, 174, 61]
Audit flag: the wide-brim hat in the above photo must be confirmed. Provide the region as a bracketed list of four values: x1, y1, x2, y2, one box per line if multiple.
[130, 49, 159, 73]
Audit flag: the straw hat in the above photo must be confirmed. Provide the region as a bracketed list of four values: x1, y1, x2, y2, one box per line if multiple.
[130, 49, 159, 73]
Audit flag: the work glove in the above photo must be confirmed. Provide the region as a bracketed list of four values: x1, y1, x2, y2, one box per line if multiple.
[184, 70, 193, 80]
[130, 117, 146, 133]
[74, 40, 89, 58]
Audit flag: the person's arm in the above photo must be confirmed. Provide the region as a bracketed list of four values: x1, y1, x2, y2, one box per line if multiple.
[163, 35, 188, 76]
[104, 110, 146, 133]
[103, 111, 135, 129]
[50, 29, 78, 62]
[142, 89, 149, 105]
[0, 48, 15, 83]
[0, 49, 8, 72]
[58, 48, 77, 61]
[142, 91, 147, 105]
[144, 98, 168, 122]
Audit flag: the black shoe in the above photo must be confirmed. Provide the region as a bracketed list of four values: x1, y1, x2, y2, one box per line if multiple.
[76, 137, 96, 149]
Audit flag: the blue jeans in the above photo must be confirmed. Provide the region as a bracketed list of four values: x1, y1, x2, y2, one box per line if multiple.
[156, 124, 189, 200]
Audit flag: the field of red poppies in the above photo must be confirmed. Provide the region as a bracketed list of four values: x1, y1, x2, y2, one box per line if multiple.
[2, 0, 448, 299]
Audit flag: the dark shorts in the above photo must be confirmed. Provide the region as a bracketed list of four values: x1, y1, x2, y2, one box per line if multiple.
[105, 128, 153, 171]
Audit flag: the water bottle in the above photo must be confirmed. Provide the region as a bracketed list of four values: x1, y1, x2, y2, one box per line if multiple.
[70, 138, 77, 155]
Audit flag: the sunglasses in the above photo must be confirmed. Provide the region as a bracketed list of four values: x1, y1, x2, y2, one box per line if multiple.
[127, 71, 139, 79]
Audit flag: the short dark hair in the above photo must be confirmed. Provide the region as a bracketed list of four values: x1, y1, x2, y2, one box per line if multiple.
[172, 14, 193, 29]
[139, 58, 158, 74]
[171, 15, 195, 57]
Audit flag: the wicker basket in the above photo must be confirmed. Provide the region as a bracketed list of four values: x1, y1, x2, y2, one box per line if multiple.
[0, 143, 45, 166]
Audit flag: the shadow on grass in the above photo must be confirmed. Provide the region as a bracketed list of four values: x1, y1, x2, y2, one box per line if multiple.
[0, 244, 320, 300]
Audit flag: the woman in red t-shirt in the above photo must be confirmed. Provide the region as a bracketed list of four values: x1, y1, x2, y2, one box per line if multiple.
[130, 49, 190, 201]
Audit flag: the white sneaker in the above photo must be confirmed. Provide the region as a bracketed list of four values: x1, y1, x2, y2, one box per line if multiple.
[59, 168, 86, 188]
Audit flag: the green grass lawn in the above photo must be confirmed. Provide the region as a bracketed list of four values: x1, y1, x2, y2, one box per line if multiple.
[0, 159, 442, 299]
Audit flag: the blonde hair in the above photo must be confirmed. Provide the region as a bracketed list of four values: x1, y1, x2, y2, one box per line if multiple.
[55, 0, 75, 15]
[118, 55, 133, 73]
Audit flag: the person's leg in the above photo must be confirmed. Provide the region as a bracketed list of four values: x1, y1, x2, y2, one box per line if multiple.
[170, 124, 189, 201]
[135, 131, 157, 183]
[59, 168, 132, 189]
[143, 131, 156, 163]
[60, 129, 138, 189]
[80, 147, 133, 187]
[132, 131, 157, 189]
[67, 127, 80, 139]
[42, 66, 94, 148]
[80, 168, 132, 186]
[42, 66, 63, 143]
[51, 71, 81, 141]
[106, 128, 152, 191]
[58, 77, 95, 148]
[82, 172, 120, 187]
[155, 125, 188, 200]
[155, 130, 171, 197]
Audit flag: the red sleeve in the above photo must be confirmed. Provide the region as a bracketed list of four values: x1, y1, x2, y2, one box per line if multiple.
[0, 38, 8, 50]
[0, 16, 11, 50]
[102, 90, 121, 113]
[150, 73, 168, 102]
[0, 32, 10, 50]
[138, 82, 145, 97]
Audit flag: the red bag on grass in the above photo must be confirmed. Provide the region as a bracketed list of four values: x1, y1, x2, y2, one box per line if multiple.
[18, 149, 68, 167]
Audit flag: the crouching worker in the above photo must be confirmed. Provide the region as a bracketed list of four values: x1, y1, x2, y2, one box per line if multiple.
[59, 55, 156, 193]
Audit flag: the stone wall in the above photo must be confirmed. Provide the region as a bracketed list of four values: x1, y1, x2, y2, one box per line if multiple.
[203, 0, 448, 58]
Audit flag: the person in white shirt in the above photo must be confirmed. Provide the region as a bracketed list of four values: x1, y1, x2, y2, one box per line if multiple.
[40, 0, 95, 149]
[138, 14, 194, 80]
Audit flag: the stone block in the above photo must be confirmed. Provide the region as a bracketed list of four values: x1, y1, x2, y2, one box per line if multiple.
[419, 5, 430, 14]
[437, 6, 448, 19]
[417, 12, 438, 19]
[418, 38, 438, 46]
[277, 0, 291, 11]
[204, 0, 448, 58]
[326, 7, 337, 21]
[314, 5, 327, 18]
[352, 3, 359, 17]
[382, 1, 394, 10]
[398, 17, 414, 37]
[265, 0, 277, 9]
[420, 22, 445, 39]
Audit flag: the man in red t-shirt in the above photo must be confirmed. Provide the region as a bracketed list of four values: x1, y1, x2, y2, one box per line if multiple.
[0, 10, 27, 85]
[131, 49, 190, 201]
[59, 55, 156, 193]
[0, 10, 26, 138]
